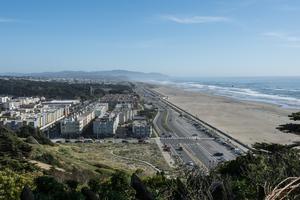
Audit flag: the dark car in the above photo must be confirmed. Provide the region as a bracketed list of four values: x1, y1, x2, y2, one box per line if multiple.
[177, 146, 183, 151]
[213, 152, 224, 157]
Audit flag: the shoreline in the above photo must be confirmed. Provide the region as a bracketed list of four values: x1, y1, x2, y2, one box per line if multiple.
[152, 84, 300, 146]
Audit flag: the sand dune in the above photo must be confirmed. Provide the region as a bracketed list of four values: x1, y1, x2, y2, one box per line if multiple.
[154, 85, 300, 145]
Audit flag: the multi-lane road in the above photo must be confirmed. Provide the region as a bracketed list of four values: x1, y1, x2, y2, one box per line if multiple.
[137, 85, 243, 171]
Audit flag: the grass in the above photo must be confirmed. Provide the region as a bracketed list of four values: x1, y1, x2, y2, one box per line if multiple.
[162, 110, 172, 133]
[29, 140, 171, 180]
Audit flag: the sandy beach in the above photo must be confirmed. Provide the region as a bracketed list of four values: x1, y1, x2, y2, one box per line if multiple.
[154, 85, 300, 146]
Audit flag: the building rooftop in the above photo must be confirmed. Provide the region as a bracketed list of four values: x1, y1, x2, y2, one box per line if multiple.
[133, 120, 148, 126]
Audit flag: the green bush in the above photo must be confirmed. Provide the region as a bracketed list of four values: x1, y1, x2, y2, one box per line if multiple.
[0, 168, 34, 200]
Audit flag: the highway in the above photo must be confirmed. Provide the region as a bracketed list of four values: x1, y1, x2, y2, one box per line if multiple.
[138, 85, 240, 171]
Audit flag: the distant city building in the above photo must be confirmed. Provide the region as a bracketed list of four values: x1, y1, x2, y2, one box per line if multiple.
[132, 120, 152, 138]
[42, 100, 80, 107]
[2, 107, 65, 130]
[1, 97, 40, 110]
[100, 94, 138, 109]
[0, 96, 10, 103]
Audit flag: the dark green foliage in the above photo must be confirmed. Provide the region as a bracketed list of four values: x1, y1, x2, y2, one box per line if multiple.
[289, 112, 300, 121]
[0, 126, 32, 158]
[0, 126, 37, 171]
[0, 126, 55, 173]
[34, 176, 66, 200]
[17, 126, 53, 146]
[214, 143, 300, 199]
[0, 156, 36, 172]
[144, 172, 177, 199]
[277, 123, 300, 135]
[252, 142, 297, 152]
[88, 178, 102, 193]
[33, 176, 84, 200]
[277, 111, 300, 135]
[65, 180, 79, 191]
[86, 171, 137, 199]
[20, 185, 35, 200]
[81, 187, 99, 200]
[99, 171, 136, 200]
[131, 173, 154, 200]
[0, 78, 132, 100]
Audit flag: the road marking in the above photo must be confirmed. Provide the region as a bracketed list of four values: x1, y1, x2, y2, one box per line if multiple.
[160, 137, 214, 140]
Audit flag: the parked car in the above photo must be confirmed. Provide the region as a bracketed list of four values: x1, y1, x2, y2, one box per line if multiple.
[186, 161, 194, 166]
[177, 146, 183, 151]
[84, 139, 94, 143]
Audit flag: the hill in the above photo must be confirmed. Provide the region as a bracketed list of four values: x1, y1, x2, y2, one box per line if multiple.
[1, 70, 170, 81]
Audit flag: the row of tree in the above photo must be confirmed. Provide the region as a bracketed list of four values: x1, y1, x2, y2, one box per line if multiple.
[0, 78, 133, 100]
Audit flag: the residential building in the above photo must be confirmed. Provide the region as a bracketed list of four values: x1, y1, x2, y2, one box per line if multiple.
[132, 120, 152, 138]
[60, 111, 95, 136]
[93, 114, 119, 138]
[94, 103, 108, 117]
[100, 94, 138, 109]
[114, 103, 133, 124]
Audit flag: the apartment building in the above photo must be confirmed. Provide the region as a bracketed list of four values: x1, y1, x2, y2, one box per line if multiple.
[132, 120, 152, 138]
[61, 111, 95, 136]
[93, 113, 119, 138]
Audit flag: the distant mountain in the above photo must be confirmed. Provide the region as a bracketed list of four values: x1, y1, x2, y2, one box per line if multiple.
[0, 70, 170, 81]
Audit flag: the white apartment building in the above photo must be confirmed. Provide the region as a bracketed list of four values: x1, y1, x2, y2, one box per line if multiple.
[114, 103, 133, 124]
[2, 107, 65, 130]
[61, 111, 95, 136]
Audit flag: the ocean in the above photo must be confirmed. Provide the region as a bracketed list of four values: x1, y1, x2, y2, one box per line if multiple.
[154, 77, 300, 109]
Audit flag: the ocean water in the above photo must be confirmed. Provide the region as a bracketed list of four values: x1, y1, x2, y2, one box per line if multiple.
[155, 77, 300, 109]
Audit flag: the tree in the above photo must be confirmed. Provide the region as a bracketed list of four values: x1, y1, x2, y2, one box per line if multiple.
[17, 126, 53, 146]
[277, 112, 300, 135]
[34, 176, 66, 200]
[289, 112, 300, 121]
[99, 171, 136, 200]
[0, 169, 34, 200]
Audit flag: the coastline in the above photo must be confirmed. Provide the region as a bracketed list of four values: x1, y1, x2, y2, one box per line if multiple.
[152, 84, 300, 146]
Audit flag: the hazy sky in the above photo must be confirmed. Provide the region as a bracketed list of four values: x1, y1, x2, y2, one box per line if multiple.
[0, 0, 300, 76]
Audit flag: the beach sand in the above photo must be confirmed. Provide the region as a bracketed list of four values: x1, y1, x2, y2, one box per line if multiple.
[154, 85, 300, 146]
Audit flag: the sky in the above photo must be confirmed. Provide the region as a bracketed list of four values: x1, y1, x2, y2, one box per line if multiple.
[0, 0, 300, 77]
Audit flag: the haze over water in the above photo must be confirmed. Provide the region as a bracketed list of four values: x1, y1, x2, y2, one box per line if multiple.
[156, 77, 300, 109]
